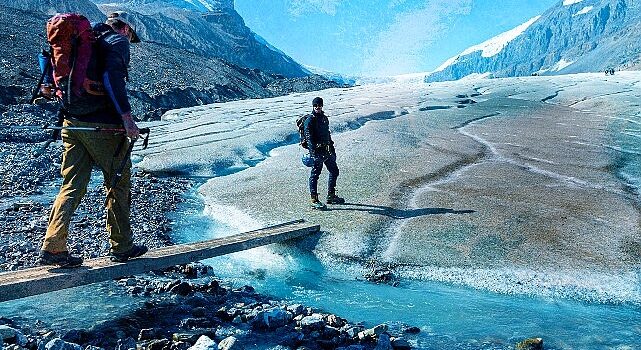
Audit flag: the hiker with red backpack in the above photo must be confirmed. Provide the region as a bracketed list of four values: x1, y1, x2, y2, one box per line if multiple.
[38, 11, 147, 267]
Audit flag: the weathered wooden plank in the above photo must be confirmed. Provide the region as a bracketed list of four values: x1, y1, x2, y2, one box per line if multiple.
[0, 219, 319, 303]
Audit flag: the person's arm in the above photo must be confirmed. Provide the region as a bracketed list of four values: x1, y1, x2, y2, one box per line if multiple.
[303, 115, 317, 157]
[102, 36, 139, 138]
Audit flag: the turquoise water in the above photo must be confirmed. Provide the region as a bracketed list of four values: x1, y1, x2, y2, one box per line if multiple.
[1, 179, 638, 350]
[170, 192, 641, 350]
[0, 281, 146, 331]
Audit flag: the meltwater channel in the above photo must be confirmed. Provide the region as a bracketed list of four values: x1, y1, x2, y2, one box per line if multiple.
[0, 181, 639, 349]
[168, 189, 641, 350]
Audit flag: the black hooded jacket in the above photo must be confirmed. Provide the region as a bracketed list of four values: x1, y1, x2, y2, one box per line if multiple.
[303, 110, 333, 154]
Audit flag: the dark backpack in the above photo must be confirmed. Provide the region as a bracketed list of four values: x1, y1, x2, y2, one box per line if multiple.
[38, 13, 108, 115]
[296, 114, 311, 149]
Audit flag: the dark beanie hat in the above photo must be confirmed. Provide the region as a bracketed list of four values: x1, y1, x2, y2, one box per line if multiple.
[312, 97, 323, 106]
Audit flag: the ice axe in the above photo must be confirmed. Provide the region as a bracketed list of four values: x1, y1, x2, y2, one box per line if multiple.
[106, 127, 151, 199]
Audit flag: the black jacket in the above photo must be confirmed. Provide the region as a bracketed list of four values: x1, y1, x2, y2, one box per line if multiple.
[303, 111, 333, 154]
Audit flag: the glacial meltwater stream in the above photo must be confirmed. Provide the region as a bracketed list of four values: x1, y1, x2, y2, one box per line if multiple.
[166, 190, 641, 350]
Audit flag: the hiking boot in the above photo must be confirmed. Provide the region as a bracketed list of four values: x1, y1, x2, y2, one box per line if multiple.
[110, 244, 148, 263]
[310, 194, 327, 210]
[38, 250, 83, 268]
[326, 192, 345, 204]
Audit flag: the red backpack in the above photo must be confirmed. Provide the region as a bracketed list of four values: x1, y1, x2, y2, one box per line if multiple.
[41, 13, 106, 111]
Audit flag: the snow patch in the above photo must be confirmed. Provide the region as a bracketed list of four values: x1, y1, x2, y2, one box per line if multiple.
[194, 0, 215, 11]
[551, 59, 574, 71]
[563, 0, 583, 5]
[459, 72, 491, 80]
[573, 6, 593, 16]
[434, 16, 540, 73]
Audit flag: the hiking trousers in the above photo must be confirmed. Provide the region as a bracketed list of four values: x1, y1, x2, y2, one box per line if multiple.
[43, 119, 134, 254]
[309, 152, 339, 196]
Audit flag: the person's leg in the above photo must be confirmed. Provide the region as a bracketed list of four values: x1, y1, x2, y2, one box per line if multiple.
[325, 154, 339, 194]
[42, 128, 93, 254]
[325, 154, 344, 204]
[78, 124, 134, 254]
[309, 158, 323, 197]
[309, 157, 326, 209]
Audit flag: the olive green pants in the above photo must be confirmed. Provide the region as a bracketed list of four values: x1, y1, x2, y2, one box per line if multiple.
[43, 119, 134, 254]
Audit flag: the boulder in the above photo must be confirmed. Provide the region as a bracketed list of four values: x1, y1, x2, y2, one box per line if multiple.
[173, 333, 201, 343]
[516, 338, 543, 350]
[374, 333, 392, 350]
[300, 314, 325, 329]
[0, 326, 18, 341]
[44, 338, 82, 350]
[217, 336, 242, 350]
[115, 337, 136, 350]
[138, 329, 156, 341]
[252, 308, 291, 329]
[390, 337, 411, 350]
[187, 335, 217, 350]
[358, 324, 388, 340]
[286, 304, 304, 316]
[170, 281, 193, 296]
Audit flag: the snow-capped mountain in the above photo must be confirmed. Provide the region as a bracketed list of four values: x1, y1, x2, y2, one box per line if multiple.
[426, 0, 641, 82]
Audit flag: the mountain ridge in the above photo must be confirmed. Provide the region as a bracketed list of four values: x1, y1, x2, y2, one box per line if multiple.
[0, 1, 342, 120]
[427, 0, 641, 82]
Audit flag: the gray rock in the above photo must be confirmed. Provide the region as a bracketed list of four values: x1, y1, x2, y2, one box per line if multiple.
[115, 337, 136, 350]
[300, 314, 325, 329]
[516, 337, 543, 350]
[286, 304, 304, 316]
[173, 333, 201, 343]
[44, 338, 82, 350]
[326, 314, 344, 327]
[217, 336, 242, 350]
[0, 326, 18, 341]
[252, 308, 291, 329]
[169, 281, 193, 296]
[374, 333, 392, 350]
[358, 324, 388, 340]
[188, 335, 217, 350]
[14, 333, 27, 347]
[390, 337, 411, 350]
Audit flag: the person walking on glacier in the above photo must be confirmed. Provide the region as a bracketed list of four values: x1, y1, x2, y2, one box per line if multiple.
[303, 97, 345, 210]
[38, 12, 147, 267]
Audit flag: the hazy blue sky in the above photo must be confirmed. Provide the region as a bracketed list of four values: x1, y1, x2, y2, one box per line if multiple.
[235, 0, 559, 76]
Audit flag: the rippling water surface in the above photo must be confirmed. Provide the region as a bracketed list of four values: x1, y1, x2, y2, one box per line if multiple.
[170, 192, 641, 350]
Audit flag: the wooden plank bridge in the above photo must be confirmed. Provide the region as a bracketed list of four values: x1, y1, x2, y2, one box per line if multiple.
[0, 219, 319, 303]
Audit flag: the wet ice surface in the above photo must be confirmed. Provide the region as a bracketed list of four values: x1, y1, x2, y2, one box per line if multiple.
[138, 72, 641, 348]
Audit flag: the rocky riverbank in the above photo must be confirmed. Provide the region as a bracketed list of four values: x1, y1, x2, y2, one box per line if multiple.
[0, 104, 416, 350]
[0, 103, 193, 271]
[0, 263, 417, 350]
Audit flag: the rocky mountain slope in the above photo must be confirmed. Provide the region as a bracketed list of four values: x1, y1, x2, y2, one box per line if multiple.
[427, 0, 641, 82]
[0, 1, 341, 120]
[1, 0, 105, 21]
[92, 0, 308, 78]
